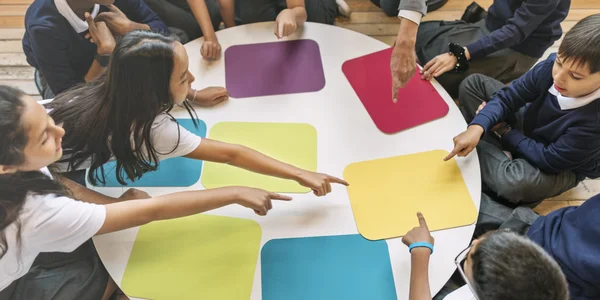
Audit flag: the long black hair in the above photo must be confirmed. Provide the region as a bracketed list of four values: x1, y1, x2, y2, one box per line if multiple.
[0, 85, 65, 259]
[50, 31, 198, 185]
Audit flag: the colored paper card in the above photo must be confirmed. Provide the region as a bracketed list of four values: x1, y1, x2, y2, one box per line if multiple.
[342, 48, 449, 134]
[261, 234, 397, 300]
[202, 122, 317, 193]
[225, 39, 326, 98]
[343, 150, 477, 240]
[121, 215, 262, 300]
[92, 119, 206, 187]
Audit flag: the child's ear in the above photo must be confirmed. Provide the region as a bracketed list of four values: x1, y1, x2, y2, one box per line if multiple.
[0, 164, 18, 175]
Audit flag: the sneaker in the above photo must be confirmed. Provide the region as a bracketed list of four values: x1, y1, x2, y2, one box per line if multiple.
[336, 0, 352, 17]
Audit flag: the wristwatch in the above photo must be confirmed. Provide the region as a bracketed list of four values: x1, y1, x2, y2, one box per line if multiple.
[448, 43, 469, 73]
[493, 124, 512, 139]
[94, 52, 111, 67]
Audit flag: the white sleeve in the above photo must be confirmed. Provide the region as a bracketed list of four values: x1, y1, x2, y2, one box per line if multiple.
[443, 285, 476, 300]
[150, 115, 202, 161]
[398, 10, 422, 25]
[26, 194, 106, 253]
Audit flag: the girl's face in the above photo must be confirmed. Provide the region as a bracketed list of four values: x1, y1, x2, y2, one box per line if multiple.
[552, 55, 600, 98]
[0, 95, 65, 173]
[170, 41, 195, 105]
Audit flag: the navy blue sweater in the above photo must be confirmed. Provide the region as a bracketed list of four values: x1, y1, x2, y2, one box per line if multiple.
[471, 54, 600, 179]
[466, 0, 570, 60]
[528, 194, 600, 299]
[23, 0, 169, 95]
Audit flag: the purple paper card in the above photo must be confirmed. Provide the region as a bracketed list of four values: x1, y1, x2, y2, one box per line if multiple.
[225, 39, 326, 98]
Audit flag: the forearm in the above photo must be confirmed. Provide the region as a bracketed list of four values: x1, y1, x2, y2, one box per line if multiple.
[187, 0, 217, 39]
[57, 176, 118, 205]
[290, 6, 307, 26]
[230, 145, 304, 181]
[129, 22, 151, 31]
[218, 0, 236, 28]
[409, 249, 432, 300]
[98, 187, 239, 234]
[84, 60, 106, 82]
[396, 18, 418, 47]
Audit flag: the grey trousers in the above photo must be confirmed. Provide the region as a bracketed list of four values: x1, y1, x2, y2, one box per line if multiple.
[416, 19, 538, 98]
[459, 74, 580, 206]
[144, 0, 222, 43]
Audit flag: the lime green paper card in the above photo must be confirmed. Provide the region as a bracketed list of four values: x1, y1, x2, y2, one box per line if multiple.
[121, 215, 262, 300]
[202, 122, 317, 193]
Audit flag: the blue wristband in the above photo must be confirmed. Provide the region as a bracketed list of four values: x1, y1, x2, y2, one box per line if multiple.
[409, 242, 434, 254]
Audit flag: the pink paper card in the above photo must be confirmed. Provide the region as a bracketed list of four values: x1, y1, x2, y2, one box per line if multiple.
[342, 48, 449, 134]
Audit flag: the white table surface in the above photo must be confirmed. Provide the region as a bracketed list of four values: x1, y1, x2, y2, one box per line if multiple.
[92, 22, 481, 300]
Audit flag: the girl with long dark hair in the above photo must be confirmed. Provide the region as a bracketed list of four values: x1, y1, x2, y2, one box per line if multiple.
[50, 30, 348, 195]
[0, 85, 292, 299]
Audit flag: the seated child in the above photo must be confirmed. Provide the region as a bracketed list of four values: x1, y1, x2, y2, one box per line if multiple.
[416, 0, 570, 98]
[476, 192, 600, 299]
[402, 212, 569, 300]
[23, 0, 169, 98]
[446, 14, 600, 205]
[0, 85, 292, 299]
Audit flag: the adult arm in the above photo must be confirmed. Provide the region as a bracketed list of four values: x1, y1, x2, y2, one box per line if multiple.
[466, 0, 562, 60]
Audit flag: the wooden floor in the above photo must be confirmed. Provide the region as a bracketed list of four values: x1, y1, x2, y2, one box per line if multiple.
[1, 0, 599, 214]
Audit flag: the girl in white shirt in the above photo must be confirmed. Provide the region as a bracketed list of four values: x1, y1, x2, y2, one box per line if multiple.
[0, 85, 294, 299]
[49, 30, 348, 197]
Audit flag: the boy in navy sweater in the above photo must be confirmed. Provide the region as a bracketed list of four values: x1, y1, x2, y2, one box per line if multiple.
[445, 14, 600, 206]
[23, 0, 169, 98]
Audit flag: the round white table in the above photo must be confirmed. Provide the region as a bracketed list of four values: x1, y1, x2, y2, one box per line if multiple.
[92, 22, 481, 300]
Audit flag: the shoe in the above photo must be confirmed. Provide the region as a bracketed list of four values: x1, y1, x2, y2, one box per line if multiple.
[461, 2, 488, 23]
[427, 0, 449, 12]
[336, 0, 352, 17]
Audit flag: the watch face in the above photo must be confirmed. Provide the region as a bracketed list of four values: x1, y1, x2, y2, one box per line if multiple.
[96, 54, 110, 67]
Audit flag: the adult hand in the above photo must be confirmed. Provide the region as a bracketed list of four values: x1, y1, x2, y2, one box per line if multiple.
[391, 19, 418, 102]
[118, 188, 151, 201]
[189, 87, 229, 107]
[234, 187, 293, 216]
[201, 38, 222, 60]
[444, 125, 484, 161]
[274, 9, 297, 39]
[85, 12, 116, 55]
[402, 212, 434, 246]
[296, 171, 349, 196]
[420, 53, 457, 81]
[95, 4, 135, 36]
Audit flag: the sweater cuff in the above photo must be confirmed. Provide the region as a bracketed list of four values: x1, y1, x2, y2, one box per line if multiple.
[466, 40, 485, 60]
[470, 114, 495, 133]
[502, 128, 527, 149]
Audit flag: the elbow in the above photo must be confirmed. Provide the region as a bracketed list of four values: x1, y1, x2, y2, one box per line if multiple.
[223, 144, 245, 165]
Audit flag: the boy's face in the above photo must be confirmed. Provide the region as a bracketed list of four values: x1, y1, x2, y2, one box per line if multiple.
[552, 55, 600, 98]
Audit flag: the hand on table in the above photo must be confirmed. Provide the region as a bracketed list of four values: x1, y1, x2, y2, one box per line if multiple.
[94, 5, 138, 36]
[234, 187, 293, 216]
[444, 125, 484, 161]
[274, 9, 297, 39]
[402, 212, 434, 247]
[390, 42, 417, 103]
[201, 38, 222, 60]
[118, 188, 151, 201]
[420, 53, 457, 81]
[189, 87, 229, 107]
[296, 171, 349, 196]
[85, 12, 116, 55]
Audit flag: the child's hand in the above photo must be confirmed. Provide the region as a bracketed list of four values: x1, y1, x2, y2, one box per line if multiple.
[189, 87, 229, 107]
[95, 4, 134, 37]
[85, 13, 116, 55]
[274, 9, 297, 39]
[420, 53, 457, 81]
[475, 101, 486, 115]
[234, 187, 292, 216]
[444, 125, 484, 161]
[402, 212, 434, 246]
[201, 38, 222, 60]
[296, 171, 349, 196]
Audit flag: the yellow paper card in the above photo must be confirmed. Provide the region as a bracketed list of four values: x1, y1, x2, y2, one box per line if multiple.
[121, 215, 262, 300]
[343, 150, 477, 240]
[202, 122, 317, 193]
